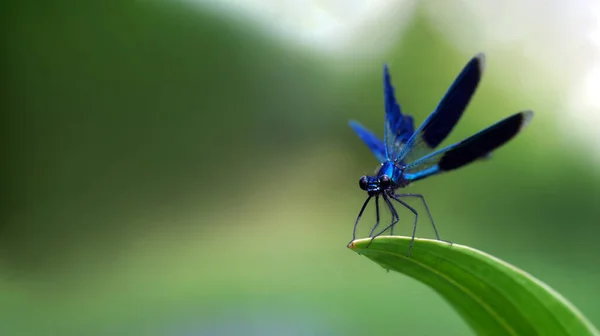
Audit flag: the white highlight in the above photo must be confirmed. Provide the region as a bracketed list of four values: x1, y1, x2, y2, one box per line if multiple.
[186, 0, 416, 58]
[568, 2, 600, 155]
[186, 0, 600, 155]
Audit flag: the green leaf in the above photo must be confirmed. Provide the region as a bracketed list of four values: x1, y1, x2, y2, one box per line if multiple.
[348, 237, 599, 336]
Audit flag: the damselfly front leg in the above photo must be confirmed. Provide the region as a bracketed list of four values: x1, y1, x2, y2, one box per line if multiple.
[351, 196, 372, 243]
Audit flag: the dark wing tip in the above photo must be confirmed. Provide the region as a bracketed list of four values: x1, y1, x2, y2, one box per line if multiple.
[436, 110, 532, 172]
[519, 110, 534, 129]
[474, 52, 486, 73]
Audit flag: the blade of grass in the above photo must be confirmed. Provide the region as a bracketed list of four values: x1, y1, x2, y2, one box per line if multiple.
[348, 237, 599, 336]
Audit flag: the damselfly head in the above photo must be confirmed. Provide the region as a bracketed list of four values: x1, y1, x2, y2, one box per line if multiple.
[359, 174, 393, 196]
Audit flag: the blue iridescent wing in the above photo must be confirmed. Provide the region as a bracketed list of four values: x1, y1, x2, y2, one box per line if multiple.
[383, 64, 415, 162]
[349, 64, 414, 163]
[349, 120, 387, 162]
[394, 53, 486, 165]
[403, 111, 533, 182]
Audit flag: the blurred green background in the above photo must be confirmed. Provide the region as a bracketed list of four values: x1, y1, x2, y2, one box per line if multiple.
[3, 1, 600, 335]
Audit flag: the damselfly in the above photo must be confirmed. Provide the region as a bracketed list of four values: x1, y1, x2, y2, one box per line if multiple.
[349, 53, 533, 255]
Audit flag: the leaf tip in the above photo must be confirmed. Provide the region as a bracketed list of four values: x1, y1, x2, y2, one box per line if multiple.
[347, 240, 363, 255]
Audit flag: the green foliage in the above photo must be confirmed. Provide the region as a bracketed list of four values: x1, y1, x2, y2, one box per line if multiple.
[349, 237, 600, 336]
[4, 1, 600, 335]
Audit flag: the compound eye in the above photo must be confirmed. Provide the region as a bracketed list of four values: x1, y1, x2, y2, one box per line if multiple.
[359, 176, 368, 190]
[379, 175, 391, 188]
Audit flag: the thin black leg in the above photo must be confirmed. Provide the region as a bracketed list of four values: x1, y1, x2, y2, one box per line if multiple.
[351, 196, 372, 243]
[367, 194, 399, 248]
[394, 193, 452, 245]
[384, 195, 400, 237]
[368, 196, 381, 238]
[388, 194, 418, 256]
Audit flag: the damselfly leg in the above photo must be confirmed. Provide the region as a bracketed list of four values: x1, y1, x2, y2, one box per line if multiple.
[388, 195, 419, 256]
[393, 193, 453, 245]
[351, 196, 372, 243]
[384, 195, 398, 236]
[367, 196, 382, 237]
[367, 194, 399, 248]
